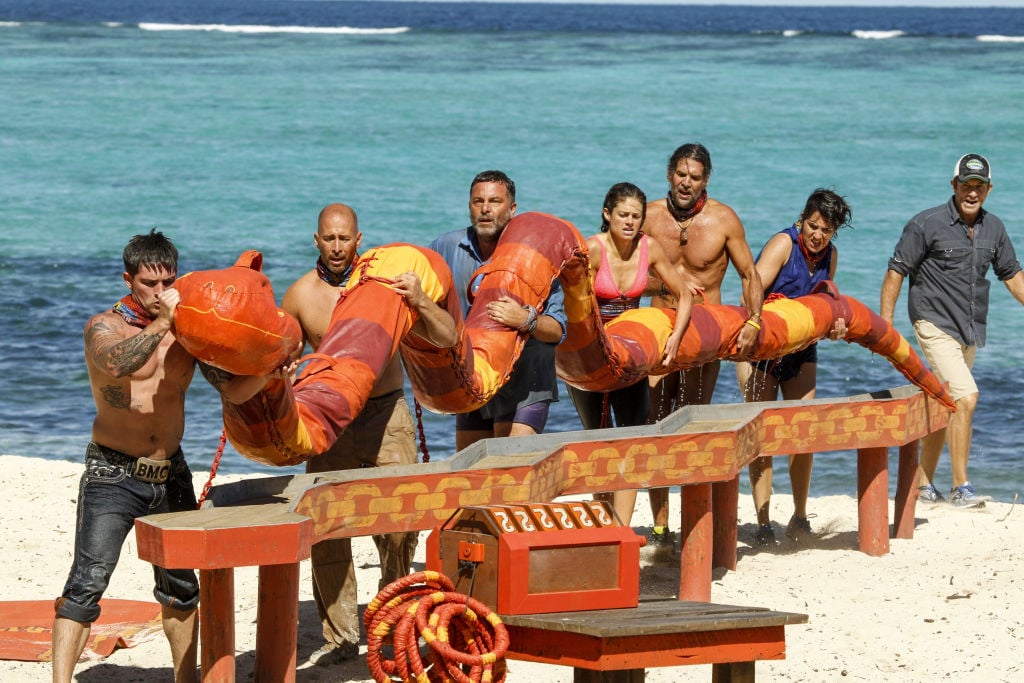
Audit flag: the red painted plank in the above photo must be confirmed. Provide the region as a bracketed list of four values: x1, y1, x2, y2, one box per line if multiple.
[136, 518, 313, 569]
[893, 441, 919, 540]
[254, 563, 299, 683]
[857, 447, 889, 556]
[712, 477, 739, 571]
[680, 483, 712, 602]
[505, 624, 788, 669]
[199, 568, 235, 682]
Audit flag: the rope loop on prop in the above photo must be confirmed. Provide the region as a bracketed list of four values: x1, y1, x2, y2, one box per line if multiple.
[364, 571, 509, 683]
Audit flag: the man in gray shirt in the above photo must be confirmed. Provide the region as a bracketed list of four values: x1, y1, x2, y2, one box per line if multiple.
[881, 153, 1024, 507]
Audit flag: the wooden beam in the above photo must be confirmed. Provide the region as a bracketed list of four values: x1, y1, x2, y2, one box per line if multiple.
[893, 440, 919, 539]
[680, 483, 712, 602]
[199, 568, 235, 682]
[857, 447, 890, 556]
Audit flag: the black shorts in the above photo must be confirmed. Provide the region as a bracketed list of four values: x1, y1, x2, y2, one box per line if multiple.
[752, 343, 818, 383]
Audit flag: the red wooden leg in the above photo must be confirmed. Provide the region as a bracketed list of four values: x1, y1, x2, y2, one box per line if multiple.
[199, 568, 235, 682]
[893, 440, 919, 540]
[254, 563, 300, 683]
[679, 483, 712, 601]
[857, 446, 890, 556]
[712, 660, 756, 682]
[712, 477, 739, 571]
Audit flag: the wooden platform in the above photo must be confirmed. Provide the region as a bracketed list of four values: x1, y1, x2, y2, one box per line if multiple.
[134, 385, 947, 682]
[502, 598, 808, 681]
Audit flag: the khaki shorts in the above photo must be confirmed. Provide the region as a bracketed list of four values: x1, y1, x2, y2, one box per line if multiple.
[306, 389, 418, 473]
[913, 320, 978, 401]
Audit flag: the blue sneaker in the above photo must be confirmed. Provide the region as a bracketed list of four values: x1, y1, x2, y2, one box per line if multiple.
[949, 482, 986, 509]
[917, 483, 946, 505]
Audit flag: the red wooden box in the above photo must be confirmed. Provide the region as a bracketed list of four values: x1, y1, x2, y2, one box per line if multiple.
[426, 501, 643, 615]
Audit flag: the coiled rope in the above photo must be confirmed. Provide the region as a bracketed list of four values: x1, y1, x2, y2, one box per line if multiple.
[364, 571, 509, 683]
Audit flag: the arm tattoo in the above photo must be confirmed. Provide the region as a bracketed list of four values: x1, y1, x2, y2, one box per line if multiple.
[107, 332, 163, 376]
[199, 361, 234, 393]
[86, 319, 163, 378]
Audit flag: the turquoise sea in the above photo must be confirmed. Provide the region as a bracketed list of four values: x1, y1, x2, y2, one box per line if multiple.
[2, 1, 1023, 504]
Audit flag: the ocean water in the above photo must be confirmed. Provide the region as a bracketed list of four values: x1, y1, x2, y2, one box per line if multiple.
[2, 1, 1023, 504]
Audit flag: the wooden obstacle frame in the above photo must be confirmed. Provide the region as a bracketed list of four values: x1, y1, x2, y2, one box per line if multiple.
[135, 384, 948, 682]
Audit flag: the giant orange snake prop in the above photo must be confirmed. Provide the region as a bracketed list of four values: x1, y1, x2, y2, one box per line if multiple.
[173, 212, 954, 467]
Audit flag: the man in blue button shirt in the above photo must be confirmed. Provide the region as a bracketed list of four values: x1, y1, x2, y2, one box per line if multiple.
[429, 170, 568, 450]
[881, 153, 1024, 508]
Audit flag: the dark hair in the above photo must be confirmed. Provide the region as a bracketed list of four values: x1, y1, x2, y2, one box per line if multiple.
[801, 188, 853, 233]
[471, 170, 516, 203]
[667, 143, 712, 178]
[600, 182, 647, 232]
[123, 228, 178, 276]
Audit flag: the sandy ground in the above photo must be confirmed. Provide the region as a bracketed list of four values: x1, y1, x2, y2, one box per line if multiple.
[2, 453, 1021, 682]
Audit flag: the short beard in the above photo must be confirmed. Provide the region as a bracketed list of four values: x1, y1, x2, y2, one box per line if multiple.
[472, 220, 507, 242]
[669, 188, 695, 211]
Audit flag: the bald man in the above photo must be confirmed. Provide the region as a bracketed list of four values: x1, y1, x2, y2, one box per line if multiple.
[282, 203, 454, 666]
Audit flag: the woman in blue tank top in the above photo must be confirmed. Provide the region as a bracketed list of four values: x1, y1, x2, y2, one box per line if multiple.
[736, 188, 852, 548]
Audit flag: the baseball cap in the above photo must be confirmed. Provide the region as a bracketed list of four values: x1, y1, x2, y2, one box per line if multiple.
[954, 153, 991, 184]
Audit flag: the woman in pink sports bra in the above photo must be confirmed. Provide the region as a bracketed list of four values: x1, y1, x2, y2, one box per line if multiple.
[567, 182, 693, 525]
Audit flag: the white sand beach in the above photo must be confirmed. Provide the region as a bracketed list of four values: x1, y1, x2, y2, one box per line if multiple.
[1, 453, 1020, 682]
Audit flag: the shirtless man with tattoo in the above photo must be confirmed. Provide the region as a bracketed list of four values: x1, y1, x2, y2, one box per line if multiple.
[643, 143, 764, 547]
[53, 229, 200, 682]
